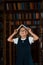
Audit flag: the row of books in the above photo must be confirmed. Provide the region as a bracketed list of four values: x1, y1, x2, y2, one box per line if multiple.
[13, 20, 40, 25]
[6, 13, 40, 20]
[5, 2, 40, 11]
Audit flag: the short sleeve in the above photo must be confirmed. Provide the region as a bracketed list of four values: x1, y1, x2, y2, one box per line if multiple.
[28, 36, 34, 44]
[13, 38, 19, 44]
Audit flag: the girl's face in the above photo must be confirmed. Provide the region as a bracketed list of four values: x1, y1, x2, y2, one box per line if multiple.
[19, 27, 28, 38]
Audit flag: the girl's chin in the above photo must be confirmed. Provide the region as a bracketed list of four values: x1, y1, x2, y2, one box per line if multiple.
[21, 35, 26, 37]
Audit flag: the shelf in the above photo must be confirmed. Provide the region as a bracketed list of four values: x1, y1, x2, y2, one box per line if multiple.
[2, 0, 42, 3]
[0, 1, 42, 65]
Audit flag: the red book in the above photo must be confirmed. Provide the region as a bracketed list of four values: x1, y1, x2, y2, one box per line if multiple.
[16, 21, 19, 25]
[30, 2, 34, 10]
[26, 21, 31, 25]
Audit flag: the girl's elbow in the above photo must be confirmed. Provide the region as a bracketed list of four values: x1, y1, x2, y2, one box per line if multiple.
[7, 38, 10, 42]
[7, 38, 13, 42]
[34, 36, 39, 41]
[7, 38, 11, 42]
[36, 36, 39, 40]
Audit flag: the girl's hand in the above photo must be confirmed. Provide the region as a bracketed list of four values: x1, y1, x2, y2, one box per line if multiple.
[13, 29, 18, 34]
[27, 27, 32, 33]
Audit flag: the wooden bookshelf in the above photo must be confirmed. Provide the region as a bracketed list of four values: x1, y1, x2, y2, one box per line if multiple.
[3, 13, 6, 65]
[0, 1, 43, 65]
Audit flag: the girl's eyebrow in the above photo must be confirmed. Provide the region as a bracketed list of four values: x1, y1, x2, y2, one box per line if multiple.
[20, 29, 27, 31]
[20, 30, 25, 31]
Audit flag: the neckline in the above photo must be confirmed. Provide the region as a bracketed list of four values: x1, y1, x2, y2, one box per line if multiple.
[21, 37, 26, 40]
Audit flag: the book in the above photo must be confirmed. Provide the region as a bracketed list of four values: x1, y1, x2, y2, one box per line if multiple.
[33, 13, 36, 19]
[41, 12, 43, 18]
[26, 21, 31, 25]
[17, 3, 21, 10]
[6, 3, 9, 10]
[15, 13, 19, 20]
[34, 20, 40, 25]
[29, 13, 32, 19]
[19, 13, 21, 20]
[8, 3, 12, 10]
[13, 3, 16, 10]
[15, 21, 19, 25]
[30, 2, 34, 10]
[9, 14, 12, 20]
[26, 13, 29, 19]
[21, 3, 25, 10]
[34, 2, 37, 10]
[37, 2, 40, 11]
[24, 2, 27, 10]
[12, 14, 15, 20]
[19, 21, 22, 25]
[21, 13, 24, 20]
[36, 12, 39, 19]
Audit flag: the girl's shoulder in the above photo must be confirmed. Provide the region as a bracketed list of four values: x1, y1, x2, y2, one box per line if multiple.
[13, 37, 19, 44]
[13, 36, 34, 45]
[28, 36, 34, 44]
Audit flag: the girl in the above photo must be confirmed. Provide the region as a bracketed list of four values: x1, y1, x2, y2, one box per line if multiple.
[7, 24, 39, 65]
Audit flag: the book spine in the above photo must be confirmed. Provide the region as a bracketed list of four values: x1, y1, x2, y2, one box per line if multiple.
[36, 12, 39, 19]
[21, 3, 24, 10]
[18, 3, 21, 10]
[33, 13, 36, 19]
[38, 2, 40, 10]
[19, 13, 21, 20]
[13, 3, 16, 10]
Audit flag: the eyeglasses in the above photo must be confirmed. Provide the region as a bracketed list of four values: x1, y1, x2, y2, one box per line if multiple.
[20, 30, 26, 32]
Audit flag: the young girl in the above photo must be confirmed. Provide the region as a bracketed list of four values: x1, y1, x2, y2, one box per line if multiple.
[7, 24, 39, 65]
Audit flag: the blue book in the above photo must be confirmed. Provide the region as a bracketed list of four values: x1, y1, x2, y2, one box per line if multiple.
[21, 3, 24, 10]
[33, 13, 36, 19]
[38, 2, 40, 11]
[34, 21, 36, 24]
[34, 20, 40, 25]
[15, 13, 19, 19]
[37, 21, 40, 24]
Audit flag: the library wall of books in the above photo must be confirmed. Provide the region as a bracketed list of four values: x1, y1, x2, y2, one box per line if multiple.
[0, 0, 43, 65]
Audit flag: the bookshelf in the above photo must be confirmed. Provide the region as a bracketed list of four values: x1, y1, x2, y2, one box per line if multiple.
[0, 1, 42, 65]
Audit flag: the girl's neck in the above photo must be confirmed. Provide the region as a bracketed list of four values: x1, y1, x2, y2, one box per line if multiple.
[21, 36, 27, 40]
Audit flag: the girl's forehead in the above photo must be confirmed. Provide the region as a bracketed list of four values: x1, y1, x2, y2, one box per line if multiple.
[20, 27, 28, 32]
[20, 27, 26, 30]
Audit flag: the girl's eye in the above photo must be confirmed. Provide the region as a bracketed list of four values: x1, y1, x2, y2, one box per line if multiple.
[20, 30, 26, 32]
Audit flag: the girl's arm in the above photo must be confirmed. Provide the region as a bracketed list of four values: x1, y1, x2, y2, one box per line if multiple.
[7, 29, 18, 42]
[7, 24, 24, 42]
[27, 28, 39, 41]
